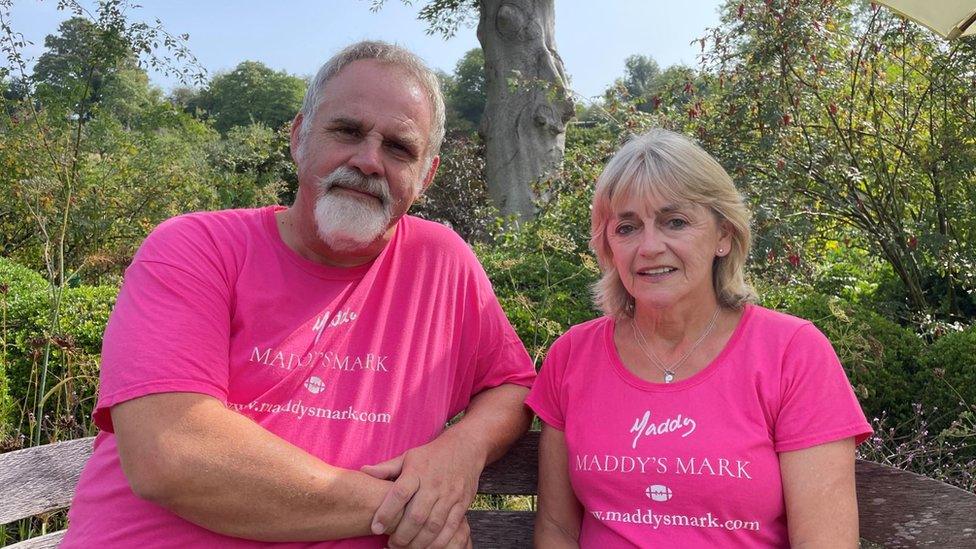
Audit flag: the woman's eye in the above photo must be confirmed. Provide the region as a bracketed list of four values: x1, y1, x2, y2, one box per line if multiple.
[666, 218, 688, 229]
[615, 224, 635, 235]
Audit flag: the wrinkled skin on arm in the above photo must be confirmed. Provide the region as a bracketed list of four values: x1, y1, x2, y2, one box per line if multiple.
[112, 392, 395, 541]
[361, 384, 532, 548]
[780, 437, 859, 549]
[534, 424, 582, 548]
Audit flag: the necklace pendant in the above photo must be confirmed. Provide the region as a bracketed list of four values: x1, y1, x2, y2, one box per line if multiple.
[664, 371, 676, 383]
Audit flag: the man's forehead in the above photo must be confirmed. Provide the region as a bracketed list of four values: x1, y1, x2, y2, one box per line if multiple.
[315, 61, 431, 135]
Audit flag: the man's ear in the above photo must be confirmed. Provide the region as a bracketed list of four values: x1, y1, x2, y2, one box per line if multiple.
[420, 155, 440, 193]
[289, 113, 304, 163]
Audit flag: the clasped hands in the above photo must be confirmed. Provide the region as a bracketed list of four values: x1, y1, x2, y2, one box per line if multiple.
[361, 430, 482, 548]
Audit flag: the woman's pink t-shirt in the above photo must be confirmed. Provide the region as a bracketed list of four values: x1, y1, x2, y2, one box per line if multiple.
[526, 305, 872, 547]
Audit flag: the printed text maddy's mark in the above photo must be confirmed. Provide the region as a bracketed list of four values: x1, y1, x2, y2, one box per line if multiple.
[630, 410, 697, 449]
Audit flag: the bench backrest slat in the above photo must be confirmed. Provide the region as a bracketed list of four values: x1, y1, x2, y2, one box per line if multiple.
[3, 432, 976, 547]
[855, 459, 976, 547]
[0, 437, 94, 524]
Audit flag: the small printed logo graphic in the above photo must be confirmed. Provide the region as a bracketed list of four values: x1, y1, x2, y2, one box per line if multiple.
[645, 484, 673, 502]
[304, 376, 327, 394]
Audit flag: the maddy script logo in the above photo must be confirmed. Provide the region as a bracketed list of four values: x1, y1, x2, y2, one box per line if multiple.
[630, 410, 697, 449]
[312, 309, 358, 343]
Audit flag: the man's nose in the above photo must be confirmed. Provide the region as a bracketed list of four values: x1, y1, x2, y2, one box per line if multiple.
[347, 138, 384, 177]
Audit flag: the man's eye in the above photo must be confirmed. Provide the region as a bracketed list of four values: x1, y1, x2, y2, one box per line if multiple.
[386, 142, 410, 154]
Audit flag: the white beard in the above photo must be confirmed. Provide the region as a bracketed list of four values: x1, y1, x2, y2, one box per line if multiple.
[313, 167, 393, 252]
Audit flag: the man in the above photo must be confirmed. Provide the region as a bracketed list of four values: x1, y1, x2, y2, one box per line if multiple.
[62, 41, 535, 548]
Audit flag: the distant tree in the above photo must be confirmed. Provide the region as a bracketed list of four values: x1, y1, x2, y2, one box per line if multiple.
[208, 122, 295, 206]
[194, 61, 306, 133]
[621, 54, 660, 99]
[31, 16, 140, 120]
[446, 48, 486, 131]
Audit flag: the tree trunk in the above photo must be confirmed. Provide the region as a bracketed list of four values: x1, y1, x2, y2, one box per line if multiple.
[477, 0, 574, 221]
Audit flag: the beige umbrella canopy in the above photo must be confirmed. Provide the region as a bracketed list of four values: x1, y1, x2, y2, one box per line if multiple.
[873, 1, 976, 40]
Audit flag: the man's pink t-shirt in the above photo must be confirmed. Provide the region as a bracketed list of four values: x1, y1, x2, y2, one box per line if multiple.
[526, 305, 872, 547]
[63, 207, 535, 548]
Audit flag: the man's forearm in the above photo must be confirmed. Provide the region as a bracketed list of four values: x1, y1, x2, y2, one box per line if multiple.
[113, 393, 391, 541]
[442, 383, 532, 465]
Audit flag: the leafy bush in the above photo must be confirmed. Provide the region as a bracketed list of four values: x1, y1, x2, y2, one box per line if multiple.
[0, 258, 114, 447]
[478, 183, 600, 364]
[762, 288, 924, 430]
[412, 136, 499, 243]
[917, 326, 976, 434]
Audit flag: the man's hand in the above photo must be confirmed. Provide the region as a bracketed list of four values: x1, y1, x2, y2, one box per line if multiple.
[362, 429, 484, 548]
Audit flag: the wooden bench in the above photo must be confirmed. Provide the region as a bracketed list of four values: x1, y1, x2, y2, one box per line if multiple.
[3, 432, 976, 547]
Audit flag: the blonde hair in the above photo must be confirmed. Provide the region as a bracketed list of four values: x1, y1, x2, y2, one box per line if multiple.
[590, 128, 756, 317]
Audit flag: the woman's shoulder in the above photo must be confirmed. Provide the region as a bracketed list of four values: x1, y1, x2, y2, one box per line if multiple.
[561, 315, 613, 341]
[545, 315, 612, 357]
[742, 303, 818, 339]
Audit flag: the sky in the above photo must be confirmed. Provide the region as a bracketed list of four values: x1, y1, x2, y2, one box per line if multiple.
[7, 0, 725, 101]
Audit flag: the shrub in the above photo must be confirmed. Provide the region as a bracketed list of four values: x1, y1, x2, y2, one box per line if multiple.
[917, 326, 976, 434]
[763, 288, 924, 430]
[0, 258, 115, 446]
[0, 259, 48, 439]
[478, 186, 600, 364]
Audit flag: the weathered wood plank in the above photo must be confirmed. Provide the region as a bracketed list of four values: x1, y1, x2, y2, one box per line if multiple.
[0, 437, 95, 524]
[5, 530, 66, 549]
[468, 510, 534, 547]
[856, 459, 976, 547]
[479, 431, 538, 495]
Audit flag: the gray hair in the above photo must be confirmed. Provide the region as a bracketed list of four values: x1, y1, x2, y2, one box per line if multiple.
[590, 128, 757, 318]
[299, 40, 446, 163]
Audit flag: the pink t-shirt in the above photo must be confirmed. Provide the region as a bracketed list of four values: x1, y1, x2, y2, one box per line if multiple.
[526, 305, 872, 548]
[63, 206, 535, 548]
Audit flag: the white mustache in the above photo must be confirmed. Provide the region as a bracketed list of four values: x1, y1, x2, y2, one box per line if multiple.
[317, 166, 392, 207]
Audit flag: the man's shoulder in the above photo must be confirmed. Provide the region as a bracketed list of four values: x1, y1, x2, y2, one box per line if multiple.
[135, 207, 272, 266]
[153, 207, 269, 237]
[402, 215, 469, 244]
[399, 215, 479, 260]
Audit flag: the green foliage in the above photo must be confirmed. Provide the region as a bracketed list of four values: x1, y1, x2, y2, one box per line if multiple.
[0, 258, 113, 445]
[0, 259, 47, 438]
[441, 48, 486, 134]
[31, 16, 136, 120]
[208, 123, 294, 207]
[412, 135, 497, 242]
[764, 289, 924, 429]
[370, 0, 479, 39]
[475, 129, 614, 363]
[689, 0, 976, 321]
[191, 61, 306, 134]
[917, 326, 976, 432]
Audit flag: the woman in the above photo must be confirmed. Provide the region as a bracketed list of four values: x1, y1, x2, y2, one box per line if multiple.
[526, 129, 872, 547]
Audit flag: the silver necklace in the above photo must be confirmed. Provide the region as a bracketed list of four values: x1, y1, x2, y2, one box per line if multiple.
[631, 307, 721, 383]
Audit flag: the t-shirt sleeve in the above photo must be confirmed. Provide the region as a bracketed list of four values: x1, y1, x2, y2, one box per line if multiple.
[524, 335, 569, 430]
[93, 217, 232, 432]
[774, 323, 873, 452]
[467, 267, 536, 394]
